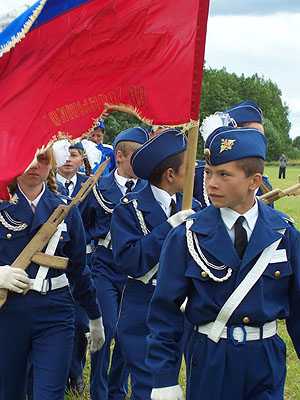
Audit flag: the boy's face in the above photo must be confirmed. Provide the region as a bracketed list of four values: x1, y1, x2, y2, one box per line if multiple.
[116, 150, 138, 179]
[171, 151, 187, 194]
[18, 153, 51, 188]
[89, 129, 104, 145]
[204, 160, 260, 214]
[58, 149, 83, 177]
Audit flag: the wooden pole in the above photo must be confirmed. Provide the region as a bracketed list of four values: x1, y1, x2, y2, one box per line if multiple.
[182, 123, 199, 210]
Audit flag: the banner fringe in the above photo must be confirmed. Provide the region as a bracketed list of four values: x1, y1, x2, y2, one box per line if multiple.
[0, 0, 47, 58]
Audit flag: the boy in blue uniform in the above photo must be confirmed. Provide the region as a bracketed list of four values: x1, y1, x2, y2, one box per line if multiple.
[111, 129, 202, 400]
[89, 119, 116, 174]
[147, 125, 300, 400]
[0, 148, 104, 400]
[194, 101, 273, 206]
[54, 140, 93, 393]
[82, 127, 149, 400]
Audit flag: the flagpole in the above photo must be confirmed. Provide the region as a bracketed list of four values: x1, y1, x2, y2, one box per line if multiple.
[182, 123, 199, 210]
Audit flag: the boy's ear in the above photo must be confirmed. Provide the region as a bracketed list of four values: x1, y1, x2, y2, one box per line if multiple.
[164, 167, 174, 183]
[249, 173, 262, 191]
[115, 150, 123, 163]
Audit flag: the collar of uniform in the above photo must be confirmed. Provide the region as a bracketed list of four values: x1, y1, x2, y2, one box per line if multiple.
[114, 169, 137, 189]
[220, 199, 258, 233]
[17, 182, 46, 208]
[150, 185, 176, 214]
[56, 172, 77, 187]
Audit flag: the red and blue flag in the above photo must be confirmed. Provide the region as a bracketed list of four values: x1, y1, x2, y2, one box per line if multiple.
[0, 0, 210, 200]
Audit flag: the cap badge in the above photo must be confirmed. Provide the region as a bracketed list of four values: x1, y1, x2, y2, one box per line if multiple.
[220, 139, 236, 153]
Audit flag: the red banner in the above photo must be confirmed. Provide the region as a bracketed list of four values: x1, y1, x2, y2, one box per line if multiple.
[0, 0, 210, 199]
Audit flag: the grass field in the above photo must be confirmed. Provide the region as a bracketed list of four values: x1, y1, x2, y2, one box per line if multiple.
[66, 166, 300, 399]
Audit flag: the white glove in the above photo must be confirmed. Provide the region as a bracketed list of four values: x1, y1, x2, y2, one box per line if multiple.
[151, 385, 184, 400]
[86, 317, 105, 353]
[167, 209, 195, 228]
[0, 265, 30, 293]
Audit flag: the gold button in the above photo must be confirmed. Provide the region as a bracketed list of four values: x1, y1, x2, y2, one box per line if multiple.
[6, 233, 12, 239]
[243, 316, 250, 324]
[274, 270, 281, 277]
[201, 271, 207, 278]
[123, 198, 129, 203]
[59, 236, 64, 241]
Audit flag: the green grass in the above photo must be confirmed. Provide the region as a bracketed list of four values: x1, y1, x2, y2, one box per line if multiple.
[66, 166, 300, 399]
[264, 165, 300, 224]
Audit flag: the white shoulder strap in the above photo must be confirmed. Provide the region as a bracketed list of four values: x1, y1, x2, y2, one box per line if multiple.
[32, 221, 67, 292]
[208, 229, 286, 343]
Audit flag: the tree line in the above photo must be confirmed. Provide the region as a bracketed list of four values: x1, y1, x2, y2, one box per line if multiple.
[104, 66, 300, 161]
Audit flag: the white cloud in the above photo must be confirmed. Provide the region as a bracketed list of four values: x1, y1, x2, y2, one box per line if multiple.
[205, 13, 300, 138]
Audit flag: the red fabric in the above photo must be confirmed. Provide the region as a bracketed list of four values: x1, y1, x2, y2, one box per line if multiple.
[0, 0, 209, 200]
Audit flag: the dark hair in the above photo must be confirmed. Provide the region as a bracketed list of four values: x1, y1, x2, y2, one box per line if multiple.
[235, 157, 264, 177]
[148, 151, 185, 185]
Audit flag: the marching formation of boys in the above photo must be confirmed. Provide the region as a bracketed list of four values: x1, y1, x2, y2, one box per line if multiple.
[0, 100, 299, 400]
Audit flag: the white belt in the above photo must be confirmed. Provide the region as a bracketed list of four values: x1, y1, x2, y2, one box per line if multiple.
[29, 273, 69, 294]
[98, 238, 111, 249]
[194, 320, 277, 343]
[128, 276, 157, 286]
[86, 243, 94, 254]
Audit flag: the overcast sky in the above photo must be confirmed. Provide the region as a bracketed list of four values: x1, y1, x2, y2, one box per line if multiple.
[207, 0, 300, 139]
[0, 0, 299, 139]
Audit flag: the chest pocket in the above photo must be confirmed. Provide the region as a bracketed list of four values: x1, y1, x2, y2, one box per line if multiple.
[262, 261, 292, 280]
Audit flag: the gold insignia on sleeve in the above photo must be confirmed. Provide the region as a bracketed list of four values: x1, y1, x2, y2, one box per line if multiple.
[220, 139, 236, 153]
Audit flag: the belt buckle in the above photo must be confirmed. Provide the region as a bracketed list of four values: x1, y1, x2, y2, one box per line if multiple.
[229, 325, 247, 346]
[40, 279, 49, 295]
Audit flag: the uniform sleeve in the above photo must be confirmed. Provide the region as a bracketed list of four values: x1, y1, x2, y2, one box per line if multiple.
[80, 190, 97, 244]
[64, 206, 101, 320]
[285, 228, 300, 358]
[146, 225, 189, 388]
[111, 202, 172, 278]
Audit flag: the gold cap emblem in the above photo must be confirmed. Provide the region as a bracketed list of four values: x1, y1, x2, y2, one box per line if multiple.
[220, 139, 236, 153]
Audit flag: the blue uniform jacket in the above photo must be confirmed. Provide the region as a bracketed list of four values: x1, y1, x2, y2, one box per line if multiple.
[95, 144, 116, 175]
[81, 169, 146, 282]
[146, 200, 300, 387]
[0, 186, 100, 319]
[193, 161, 274, 208]
[111, 184, 202, 279]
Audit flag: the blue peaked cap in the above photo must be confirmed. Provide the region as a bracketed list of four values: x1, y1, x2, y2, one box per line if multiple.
[131, 128, 187, 180]
[225, 101, 263, 124]
[113, 127, 149, 149]
[95, 119, 105, 130]
[204, 126, 267, 166]
[69, 142, 84, 151]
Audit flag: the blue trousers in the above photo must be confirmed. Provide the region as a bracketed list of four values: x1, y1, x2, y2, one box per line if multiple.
[185, 329, 286, 400]
[68, 254, 93, 380]
[0, 289, 75, 400]
[68, 301, 89, 379]
[90, 273, 129, 400]
[117, 279, 156, 400]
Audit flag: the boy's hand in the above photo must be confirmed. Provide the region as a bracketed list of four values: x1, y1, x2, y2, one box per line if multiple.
[151, 385, 184, 400]
[0, 265, 29, 293]
[86, 317, 105, 353]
